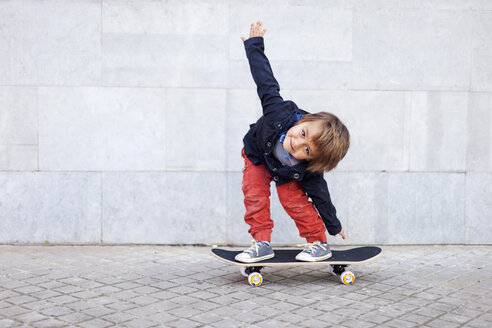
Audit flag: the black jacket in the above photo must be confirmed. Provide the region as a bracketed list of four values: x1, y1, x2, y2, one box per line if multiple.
[242, 37, 342, 236]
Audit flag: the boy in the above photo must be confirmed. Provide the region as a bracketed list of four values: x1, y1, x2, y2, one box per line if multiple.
[236, 21, 350, 263]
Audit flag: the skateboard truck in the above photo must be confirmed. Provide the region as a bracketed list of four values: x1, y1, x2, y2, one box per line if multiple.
[240, 266, 264, 286]
[331, 264, 348, 275]
[330, 265, 355, 285]
[242, 266, 264, 275]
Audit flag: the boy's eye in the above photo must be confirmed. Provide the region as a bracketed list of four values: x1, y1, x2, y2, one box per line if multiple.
[305, 146, 310, 155]
[301, 130, 305, 137]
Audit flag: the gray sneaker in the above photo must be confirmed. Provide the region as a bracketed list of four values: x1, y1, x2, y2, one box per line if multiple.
[295, 241, 332, 262]
[235, 240, 275, 263]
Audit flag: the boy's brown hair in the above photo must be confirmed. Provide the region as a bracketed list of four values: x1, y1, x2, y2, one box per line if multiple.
[297, 112, 350, 173]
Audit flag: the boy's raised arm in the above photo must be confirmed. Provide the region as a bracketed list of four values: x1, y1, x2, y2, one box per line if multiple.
[242, 21, 284, 114]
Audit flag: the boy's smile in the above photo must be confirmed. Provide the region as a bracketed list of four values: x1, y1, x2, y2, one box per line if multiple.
[283, 121, 323, 161]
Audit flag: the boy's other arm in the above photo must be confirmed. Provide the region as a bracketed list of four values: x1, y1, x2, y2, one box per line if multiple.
[300, 174, 346, 239]
[241, 21, 284, 115]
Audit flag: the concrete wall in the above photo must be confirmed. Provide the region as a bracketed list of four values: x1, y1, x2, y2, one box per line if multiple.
[1, 0, 491, 245]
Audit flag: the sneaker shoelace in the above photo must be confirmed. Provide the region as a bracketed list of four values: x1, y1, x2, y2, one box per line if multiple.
[245, 240, 260, 256]
[303, 241, 326, 255]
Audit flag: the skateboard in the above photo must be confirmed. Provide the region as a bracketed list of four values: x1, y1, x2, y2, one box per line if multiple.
[211, 246, 382, 286]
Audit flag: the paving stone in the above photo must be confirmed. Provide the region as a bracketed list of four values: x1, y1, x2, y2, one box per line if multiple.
[81, 305, 115, 317]
[38, 281, 67, 290]
[100, 302, 135, 313]
[186, 290, 219, 300]
[100, 311, 136, 324]
[424, 318, 461, 328]
[317, 311, 346, 323]
[4, 295, 38, 305]
[167, 318, 202, 328]
[58, 312, 94, 324]
[12, 311, 49, 324]
[425, 301, 460, 313]
[411, 307, 444, 318]
[188, 300, 221, 312]
[477, 312, 492, 321]
[113, 281, 143, 290]
[127, 295, 162, 306]
[450, 306, 482, 318]
[145, 312, 179, 324]
[48, 294, 80, 305]
[65, 300, 99, 312]
[167, 285, 200, 295]
[89, 296, 116, 306]
[190, 312, 223, 325]
[276, 312, 308, 324]
[0, 290, 21, 300]
[148, 290, 180, 301]
[29, 289, 62, 300]
[384, 318, 419, 328]
[0, 318, 21, 328]
[167, 305, 203, 319]
[359, 312, 392, 324]
[333, 305, 366, 317]
[207, 294, 242, 306]
[360, 296, 393, 308]
[122, 318, 159, 328]
[300, 318, 339, 328]
[281, 295, 317, 308]
[78, 318, 114, 328]
[210, 318, 247, 328]
[169, 295, 199, 306]
[228, 311, 265, 324]
[145, 300, 181, 312]
[438, 312, 473, 324]
[12, 285, 44, 294]
[21, 299, 56, 311]
[39, 306, 74, 317]
[255, 318, 292, 328]
[94, 285, 122, 294]
[0, 281, 29, 290]
[466, 317, 492, 328]
[398, 312, 433, 325]
[0, 306, 30, 317]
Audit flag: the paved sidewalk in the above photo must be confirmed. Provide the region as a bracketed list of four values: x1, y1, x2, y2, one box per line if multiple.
[0, 245, 491, 328]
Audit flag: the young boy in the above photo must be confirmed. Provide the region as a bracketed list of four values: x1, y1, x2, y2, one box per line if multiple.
[236, 21, 350, 263]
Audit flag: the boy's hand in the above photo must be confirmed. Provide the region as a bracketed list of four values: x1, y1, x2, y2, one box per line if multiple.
[338, 227, 347, 239]
[241, 20, 267, 42]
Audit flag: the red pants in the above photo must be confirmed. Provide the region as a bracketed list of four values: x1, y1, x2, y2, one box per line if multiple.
[241, 149, 327, 243]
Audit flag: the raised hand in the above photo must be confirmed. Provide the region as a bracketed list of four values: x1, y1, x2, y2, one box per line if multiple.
[241, 20, 267, 42]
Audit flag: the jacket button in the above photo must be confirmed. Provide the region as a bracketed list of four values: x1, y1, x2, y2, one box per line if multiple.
[272, 167, 277, 172]
[277, 124, 282, 129]
[293, 173, 300, 179]
[266, 141, 272, 147]
[273, 176, 279, 181]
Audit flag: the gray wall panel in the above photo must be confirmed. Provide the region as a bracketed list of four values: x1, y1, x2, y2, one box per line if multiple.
[0, 1, 101, 86]
[0, 172, 101, 243]
[102, 172, 227, 244]
[465, 173, 492, 244]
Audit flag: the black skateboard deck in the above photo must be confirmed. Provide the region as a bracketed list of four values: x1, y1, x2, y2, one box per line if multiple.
[211, 246, 382, 286]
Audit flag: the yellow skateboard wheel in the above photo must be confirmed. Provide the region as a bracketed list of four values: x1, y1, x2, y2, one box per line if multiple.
[340, 271, 355, 285]
[248, 272, 263, 286]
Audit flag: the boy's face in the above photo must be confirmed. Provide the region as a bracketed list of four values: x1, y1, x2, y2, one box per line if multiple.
[283, 121, 323, 161]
